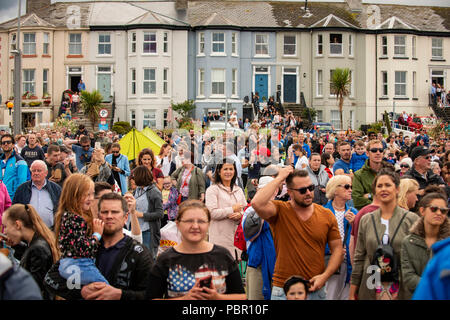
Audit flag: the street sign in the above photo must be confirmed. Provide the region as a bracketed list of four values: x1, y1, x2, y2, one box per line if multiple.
[99, 108, 109, 118]
[99, 123, 108, 131]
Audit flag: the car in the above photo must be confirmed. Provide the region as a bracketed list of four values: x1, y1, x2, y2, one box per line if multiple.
[206, 121, 244, 137]
[309, 122, 334, 134]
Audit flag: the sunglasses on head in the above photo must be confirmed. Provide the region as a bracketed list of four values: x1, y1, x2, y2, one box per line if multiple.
[370, 148, 384, 153]
[339, 184, 352, 190]
[290, 184, 315, 194]
[427, 205, 449, 216]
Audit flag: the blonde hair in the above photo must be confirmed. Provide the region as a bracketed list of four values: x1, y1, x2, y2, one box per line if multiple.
[4, 204, 60, 262]
[398, 178, 419, 210]
[54, 174, 95, 248]
[326, 175, 352, 200]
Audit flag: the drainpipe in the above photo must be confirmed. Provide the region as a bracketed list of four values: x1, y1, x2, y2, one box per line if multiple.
[310, 29, 313, 112]
[375, 33, 378, 122]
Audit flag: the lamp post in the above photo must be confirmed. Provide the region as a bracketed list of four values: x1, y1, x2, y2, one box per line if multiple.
[13, 0, 22, 135]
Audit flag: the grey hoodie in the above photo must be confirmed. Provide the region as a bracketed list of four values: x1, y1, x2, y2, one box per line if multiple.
[306, 164, 330, 205]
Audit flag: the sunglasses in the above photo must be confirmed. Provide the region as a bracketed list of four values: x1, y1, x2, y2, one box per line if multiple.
[400, 164, 410, 168]
[1, 141, 13, 145]
[112, 151, 120, 154]
[289, 184, 315, 194]
[339, 184, 352, 190]
[370, 148, 384, 153]
[427, 205, 449, 216]
[82, 144, 90, 148]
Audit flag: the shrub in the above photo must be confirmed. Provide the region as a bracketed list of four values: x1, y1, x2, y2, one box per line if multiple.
[112, 121, 132, 135]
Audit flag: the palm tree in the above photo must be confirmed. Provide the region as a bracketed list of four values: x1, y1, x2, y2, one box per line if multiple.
[80, 90, 103, 129]
[330, 68, 351, 130]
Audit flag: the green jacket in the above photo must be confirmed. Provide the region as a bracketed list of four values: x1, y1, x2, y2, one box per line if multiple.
[352, 159, 378, 210]
[170, 165, 205, 200]
[400, 216, 450, 300]
[351, 206, 419, 300]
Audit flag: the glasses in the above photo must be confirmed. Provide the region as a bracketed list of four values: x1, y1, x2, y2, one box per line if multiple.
[400, 164, 410, 168]
[112, 151, 120, 154]
[370, 148, 384, 153]
[82, 144, 90, 148]
[339, 184, 352, 190]
[1, 141, 13, 145]
[423, 156, 431, 160]
[289, 184, 315, 194]
[179, 219, 209, 226]
[427, 206, 449, 216]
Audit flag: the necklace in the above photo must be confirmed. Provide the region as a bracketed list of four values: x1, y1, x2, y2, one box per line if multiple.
[333, 204, 346, 211]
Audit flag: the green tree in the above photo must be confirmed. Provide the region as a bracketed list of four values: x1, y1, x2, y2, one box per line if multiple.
[171, 100, 196, 129]
[330, 68, 351, 130]
[80, 90, 103, 128]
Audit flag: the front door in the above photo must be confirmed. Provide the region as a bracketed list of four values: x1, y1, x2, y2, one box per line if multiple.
[283, 74, 296, 103]
[70, 75, 81, 93]
[97, 74, 111, 102]
[255, 74, 268, 102]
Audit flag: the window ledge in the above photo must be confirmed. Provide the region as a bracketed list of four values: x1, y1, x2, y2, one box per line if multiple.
[142, 53, 158, 56]
[231, 54, 239, 58]
[393, 56, 409, 60]
[315, 54, 324, 58]
[162, 53, 171, 57]
[315, 96, 324, 99]
[210, 95, 226, 99]
[197, 54, 206, 57]
[329, 54, 344, 58]
[283, 54, 297, 58]
[379, 97, 389, 100]
[412, 98, 419, 100]
[196, 95, 206, 99]
[96, 55, 113, 58]
[67, 55, 83, 58]
[128, 53, 137, 57]
[231, 95, 239, 99]
[210, 53, 226, 57]
[141, 95, 158, 99]
[379, 56, 388, 60]
[254, 55, 270, 59]
[42, 54, 51, 58]
[412, 57, 418, 60]
[393, 97, 409, 100]
[23, 54, 37, 58]
[431, 58, 445, 62]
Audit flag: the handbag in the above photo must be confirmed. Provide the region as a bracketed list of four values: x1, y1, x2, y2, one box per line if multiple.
[324, 220, 350, 275]
[177, 166, 194, 204]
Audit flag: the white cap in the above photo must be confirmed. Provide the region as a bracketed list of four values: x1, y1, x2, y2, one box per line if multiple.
[258, 176, 275, 189]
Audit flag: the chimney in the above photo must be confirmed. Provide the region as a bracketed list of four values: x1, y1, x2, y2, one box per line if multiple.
[27, 0, 51, 15]
[346, 0, 363, 13]
[175, 0, 188, 11]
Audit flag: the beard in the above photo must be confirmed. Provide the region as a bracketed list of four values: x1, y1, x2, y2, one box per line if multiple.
[293, 195, 313, 208]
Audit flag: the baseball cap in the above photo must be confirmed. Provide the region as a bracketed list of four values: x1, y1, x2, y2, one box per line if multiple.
[411, 146, 432, 161]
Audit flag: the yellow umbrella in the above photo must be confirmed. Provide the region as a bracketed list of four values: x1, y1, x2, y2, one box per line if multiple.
[141, 127, 165, 149]
[118, 128, 154, 161]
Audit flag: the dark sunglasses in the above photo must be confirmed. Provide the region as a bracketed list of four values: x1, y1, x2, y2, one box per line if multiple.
[112, 150, 120, 154]
[82, 144, 90, 148]
[400, 164, 410, 168]
[289, 184, 315, 194]
[427, 205, 449, 216]
[370, 148, 384, 153]
[1, 141, 13, 145]
[339, 184, 352, 190]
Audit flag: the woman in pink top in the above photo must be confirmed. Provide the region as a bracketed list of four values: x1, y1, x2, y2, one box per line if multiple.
[205, 159, 247, 259]
[0, 180, 12, 231]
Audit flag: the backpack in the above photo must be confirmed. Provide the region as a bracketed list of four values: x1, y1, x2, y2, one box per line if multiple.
[233, 203, 251, 252]
[370, 213, 407, 283]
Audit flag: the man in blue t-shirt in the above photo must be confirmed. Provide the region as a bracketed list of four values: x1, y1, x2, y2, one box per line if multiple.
[298, 131, 311, 158]
[332, 141, 351, 175]
[64, 135, 94, 171]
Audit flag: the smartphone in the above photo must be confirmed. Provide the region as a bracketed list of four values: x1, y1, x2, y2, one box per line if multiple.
[199, 276, 212, 289]
[95, 142, 101, 149]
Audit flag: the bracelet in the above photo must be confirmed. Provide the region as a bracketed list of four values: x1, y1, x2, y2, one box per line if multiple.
[93, 232, 102, 241]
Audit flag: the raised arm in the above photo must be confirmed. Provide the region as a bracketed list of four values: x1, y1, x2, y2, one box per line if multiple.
[251, 165, 293, 220]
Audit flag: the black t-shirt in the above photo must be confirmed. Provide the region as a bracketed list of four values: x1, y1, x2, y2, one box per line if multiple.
[145, 245, 245, 299]
[21, 145, 45, 168]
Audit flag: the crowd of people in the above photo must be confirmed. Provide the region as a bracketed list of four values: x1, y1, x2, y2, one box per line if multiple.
[0, 108, 449, 301]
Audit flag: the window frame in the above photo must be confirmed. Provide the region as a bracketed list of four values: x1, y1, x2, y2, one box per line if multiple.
[43, 69, 49, 96]
[23, 69, 35, 94]
[381, 36, 388, 57]
[412, 71, 417, 99]
[255, 34, 269, 57]
[231, 32, 238, 56]
[232, 68, 238, 97]
[198, 68, 205, 98]
[316, 69, 323, 97]
[130, 32, 137, 54]
[348, 34, 354, 57]
[211, 32, 225, 56]
[143, 32, 157, 55]
[143, 110, 157, 128]
[317, 34, 323, 56]
[329, 33, 343, 56]
[68, 33, 82, 55]
[395, 71, 407, 97]
[198, 32, 205, 56]
[98, 33, 112, 56]
[381, 71, 388, 97]
[412, 36, 416, 59]
[43, 32, 50, 55]
[130, 68, 137, 96]
[163, 68, 169, 96]
[23, 32, 36, 55]
[143, 68, 157, 95]
[283, 34, 297, 56]
[432, 38, 443, 59]
[211, 68, 226, 97]
[330, 110, 341, 130]
[163, 32, 169, 54]
[394, 35, 406, 57]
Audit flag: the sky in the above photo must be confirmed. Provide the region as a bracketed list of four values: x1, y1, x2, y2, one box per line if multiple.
[0, 0, 449, 24]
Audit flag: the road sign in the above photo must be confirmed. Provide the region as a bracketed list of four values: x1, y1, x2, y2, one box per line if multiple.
[99, 108, 109, 118]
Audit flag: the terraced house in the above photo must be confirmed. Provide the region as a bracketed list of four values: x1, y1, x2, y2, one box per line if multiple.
[0, 0, 449, 130]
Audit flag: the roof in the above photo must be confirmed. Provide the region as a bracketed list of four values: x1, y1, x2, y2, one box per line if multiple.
[0, 1, 448, 33]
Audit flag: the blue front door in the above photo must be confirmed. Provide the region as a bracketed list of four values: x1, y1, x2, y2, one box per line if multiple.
[255, 74, 268, 102]
[283, 74, 297, 103]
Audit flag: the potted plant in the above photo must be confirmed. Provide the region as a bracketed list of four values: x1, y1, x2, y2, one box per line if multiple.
[29, 101, 42, 107]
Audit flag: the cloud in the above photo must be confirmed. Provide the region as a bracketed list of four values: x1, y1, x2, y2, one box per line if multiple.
[0, 0, 27, 24]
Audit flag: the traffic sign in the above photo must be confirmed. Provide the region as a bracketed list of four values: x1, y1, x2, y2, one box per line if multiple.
[99, 108, 109, 118]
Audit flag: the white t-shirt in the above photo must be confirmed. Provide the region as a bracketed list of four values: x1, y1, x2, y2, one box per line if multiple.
[295, 156, 309, 170]
[123, 228, 143, 244]
[380, 218, 390, 245]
